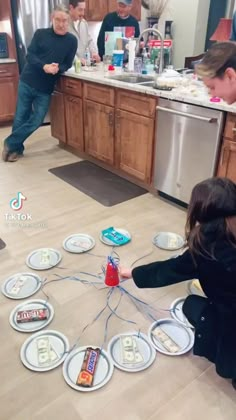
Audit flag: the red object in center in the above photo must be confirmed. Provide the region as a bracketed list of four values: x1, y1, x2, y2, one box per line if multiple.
[105, 261, 120, 287]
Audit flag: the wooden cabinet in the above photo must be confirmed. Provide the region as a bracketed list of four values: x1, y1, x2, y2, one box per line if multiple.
[0, 63, 18, 123]
[108, 0, 118, 13]
[130, 0, 142, 21]
[83, 82, 115, 106]
[108, 0, 141, 21]
[217, 112, 236, 183]
[116, 89, 156, 118]
[84, 99, 115, 164]
[65, 95, 84, 150]
[50, 77, 83, 148]
[116, 110, 154, 183]
[223, 113, 236, 142]
[50, 91, 66, 143]
[0, 0, 18, 59]
[217, 140, 236, 182]
[51, 78, 156, 186]
[87, 0, 108, 21]
[0, 1, 19, 122]
[63, 78, 82, 97]
[115, 90, 155, 183]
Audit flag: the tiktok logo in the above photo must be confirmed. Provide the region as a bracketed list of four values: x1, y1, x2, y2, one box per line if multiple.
[10, 192, 27, 211]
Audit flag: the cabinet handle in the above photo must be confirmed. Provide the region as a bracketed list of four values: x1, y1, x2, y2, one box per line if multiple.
[220, 145, 229, 167]
[232, 128, 236, 132]
[220, 147, 225, 166]
[0, 70, 7, 73]
[108, 112, 113, 126]
[116, 113, 120, 126]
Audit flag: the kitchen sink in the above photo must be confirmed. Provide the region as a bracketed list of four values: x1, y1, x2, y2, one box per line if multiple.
[138, 81, 155, 87]
[108, 74, 155, 84]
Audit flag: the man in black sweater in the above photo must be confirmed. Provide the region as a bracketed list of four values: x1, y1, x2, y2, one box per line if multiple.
[2, 5, 77, 162]
[97, 0, 140, 59]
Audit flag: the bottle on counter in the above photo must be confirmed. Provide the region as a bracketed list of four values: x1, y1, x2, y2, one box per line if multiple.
[128, 38, 136, 72]
[84, 47, 91, 66]
[74, 58, 81, 73]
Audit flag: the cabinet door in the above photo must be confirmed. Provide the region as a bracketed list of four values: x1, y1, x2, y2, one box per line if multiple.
[130, 0, 141, 21]
[0, 76, 17, 122]
[87, 0, 108, 21]
[84, 99, 114, 164]
[50, 91, 66, 143]
[116, 110, 154, 183]
[65, 95, 84, 151]
[108, 0, 141, 21]
[217, 139, 236, 182]
[223, 113, 236, 142]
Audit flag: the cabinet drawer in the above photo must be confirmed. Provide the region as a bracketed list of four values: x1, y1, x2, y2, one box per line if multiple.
[63, 77, 82, 97]
[0, 63, 18, 78]
[223, 113, 236, 141]
[83, 82, 115, 106]
[116, 90, 156, 118]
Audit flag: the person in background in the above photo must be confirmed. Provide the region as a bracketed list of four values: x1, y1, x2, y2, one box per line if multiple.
[97, 0, 140, 60]
[120, 177, 236, 390]
[2, 5, 77, 163]
[68, 0, 100, 64]
[230, 10, 236, 41]
[196, 41, 236, 104]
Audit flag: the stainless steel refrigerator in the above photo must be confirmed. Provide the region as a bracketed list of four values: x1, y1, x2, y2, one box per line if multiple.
[11, 0, 65, 122]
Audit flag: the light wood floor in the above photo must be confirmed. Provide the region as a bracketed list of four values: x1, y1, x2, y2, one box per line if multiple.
[0, 125, 236, 420]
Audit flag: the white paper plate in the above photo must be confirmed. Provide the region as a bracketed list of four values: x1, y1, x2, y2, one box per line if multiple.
[1, 272, 42, 299]
[187, 279, 205, 297]
[153, 232, 185, 250]
[99, 228, 131, 246]
[107, 332, 156, 372]
[63, 233, 95, 253]
[26, 248, 62, 270]
[170, 297, 194, 329]
[63, 345, 114, 392]
[148, 318, 194, 356]
[20, 329, 69, 372]
[9, 299, 54, 333]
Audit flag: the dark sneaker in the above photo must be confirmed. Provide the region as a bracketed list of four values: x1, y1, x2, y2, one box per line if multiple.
[232, 379, 236, 390]
[2, 143, 10, 161]
[7, 152, 20, 162]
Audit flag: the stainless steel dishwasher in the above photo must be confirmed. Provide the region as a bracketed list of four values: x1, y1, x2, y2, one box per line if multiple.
[154, 98, 224, 204]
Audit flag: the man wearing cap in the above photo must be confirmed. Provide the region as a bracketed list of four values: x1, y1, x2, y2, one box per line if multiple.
[97, 0, 140, 60]
[68, 0, 100, 64]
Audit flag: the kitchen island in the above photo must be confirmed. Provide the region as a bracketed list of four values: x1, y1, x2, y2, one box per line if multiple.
[50, 68, 236, 191]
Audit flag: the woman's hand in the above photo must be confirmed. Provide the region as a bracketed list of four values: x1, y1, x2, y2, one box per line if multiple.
[119, 267, 132, 279]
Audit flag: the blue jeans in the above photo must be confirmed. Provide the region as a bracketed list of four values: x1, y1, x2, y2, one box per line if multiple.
[5, 80, 51, 154]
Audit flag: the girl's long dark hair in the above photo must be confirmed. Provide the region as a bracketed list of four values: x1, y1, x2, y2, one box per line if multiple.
[185, 177, 236, 258]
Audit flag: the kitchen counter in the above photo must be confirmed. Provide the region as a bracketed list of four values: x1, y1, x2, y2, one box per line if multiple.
[50, 67, 236, 191]
[0, 58, 16, 63]
[65, 67, 236, 114]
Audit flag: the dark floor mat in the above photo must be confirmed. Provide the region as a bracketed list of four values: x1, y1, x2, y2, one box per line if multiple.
[49, 161, 148, 206]
[0, 238, 6, 250]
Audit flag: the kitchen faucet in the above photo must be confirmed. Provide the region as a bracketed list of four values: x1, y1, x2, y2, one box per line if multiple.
[136, 28, 164, 74]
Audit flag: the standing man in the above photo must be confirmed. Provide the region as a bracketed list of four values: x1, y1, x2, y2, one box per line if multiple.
[196, 42, 236, 105]
[68, 0, 100, 63]
[97, 0, 140, 60]
[2, 5, 77, 162]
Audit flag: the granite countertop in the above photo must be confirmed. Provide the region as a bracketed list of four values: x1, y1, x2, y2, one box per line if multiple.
[64, 67, 236, 113]
[0, 58, 16, 64]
